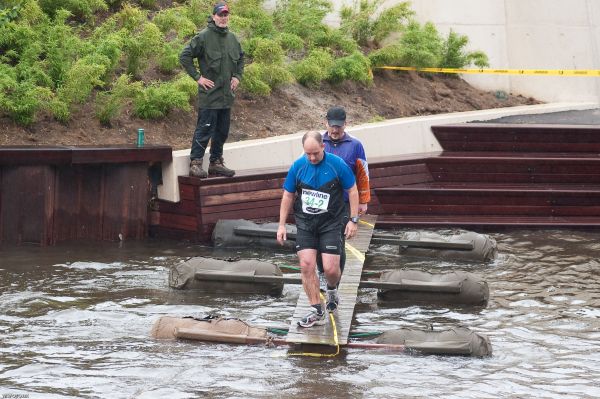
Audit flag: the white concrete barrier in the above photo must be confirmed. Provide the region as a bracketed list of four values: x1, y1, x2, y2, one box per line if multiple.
[157, 102, 598, 202]
[322, 0, 600, 103]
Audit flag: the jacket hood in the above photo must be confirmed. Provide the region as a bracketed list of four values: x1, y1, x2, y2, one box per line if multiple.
[207, 18, 229, 35]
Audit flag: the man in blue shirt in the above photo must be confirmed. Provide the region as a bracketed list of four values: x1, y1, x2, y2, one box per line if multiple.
[277, 131, 359, 328]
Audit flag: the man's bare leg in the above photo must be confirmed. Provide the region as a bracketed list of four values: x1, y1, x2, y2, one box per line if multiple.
[298, 249, 321, 305]
[321, 253, 341, 288]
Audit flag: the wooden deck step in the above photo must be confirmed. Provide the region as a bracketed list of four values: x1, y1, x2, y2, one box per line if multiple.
[376, 215, 600, 229]
[432, 123, 600, 152]
[375, 186, 600, 217]
[286, 215, 376, 347]
[427, 155, 600, 184]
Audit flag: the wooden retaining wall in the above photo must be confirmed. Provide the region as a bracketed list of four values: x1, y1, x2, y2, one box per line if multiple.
[0, 146, 172, 245]
[149, 155, 436, 242]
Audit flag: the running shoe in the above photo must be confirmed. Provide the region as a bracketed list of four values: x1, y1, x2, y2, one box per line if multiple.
[326, 288, 339, 312]
[297, 308, 326, 328]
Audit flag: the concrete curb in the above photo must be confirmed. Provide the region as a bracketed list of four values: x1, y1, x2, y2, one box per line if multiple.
[158, 102, 599, 202]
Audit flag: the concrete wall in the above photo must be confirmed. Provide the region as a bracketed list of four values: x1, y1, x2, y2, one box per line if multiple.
[157, 102, 597, 202]
[324, 0, 600, 103]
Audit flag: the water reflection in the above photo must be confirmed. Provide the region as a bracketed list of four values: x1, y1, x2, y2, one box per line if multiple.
[0, 231, 599, 398]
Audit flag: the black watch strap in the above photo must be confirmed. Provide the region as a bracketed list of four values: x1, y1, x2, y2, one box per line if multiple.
[350, 216, 360, 223]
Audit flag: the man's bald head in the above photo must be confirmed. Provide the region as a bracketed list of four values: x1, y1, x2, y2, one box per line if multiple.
[302, 131, 325, 164]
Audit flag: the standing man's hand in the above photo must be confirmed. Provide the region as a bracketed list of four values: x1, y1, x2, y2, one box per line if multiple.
[197, 76, 214, 90]
[358, 203, 368, 215]
[230, 77, 240, 91]
[276, 224, 287, 245]
[344, 220, 358, 239]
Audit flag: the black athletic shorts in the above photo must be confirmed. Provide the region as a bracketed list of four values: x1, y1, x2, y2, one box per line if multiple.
[295, 225, 343, 255]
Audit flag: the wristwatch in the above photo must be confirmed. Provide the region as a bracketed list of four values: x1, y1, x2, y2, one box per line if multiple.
[350, 216, 360, 224]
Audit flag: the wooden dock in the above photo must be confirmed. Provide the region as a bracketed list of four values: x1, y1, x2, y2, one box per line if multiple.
[285, 215, 377, 346]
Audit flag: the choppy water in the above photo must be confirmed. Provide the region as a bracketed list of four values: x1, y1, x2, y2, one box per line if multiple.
[0, 230, 599, 399]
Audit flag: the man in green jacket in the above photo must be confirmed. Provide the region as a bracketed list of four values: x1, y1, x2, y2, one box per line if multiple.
[179, 2, 244, 178]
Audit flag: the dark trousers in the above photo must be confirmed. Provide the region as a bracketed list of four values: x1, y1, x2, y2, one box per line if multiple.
[190, 108, 231, 162]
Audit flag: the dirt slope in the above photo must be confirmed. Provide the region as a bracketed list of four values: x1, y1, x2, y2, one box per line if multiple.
[0, 70, 538, 149]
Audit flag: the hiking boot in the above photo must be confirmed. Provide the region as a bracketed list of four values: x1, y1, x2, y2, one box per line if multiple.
[326, 288, 339, 312]
[318, 271, 327, 293]
[297, 308, 326, 328]
[208, 157, 235, 177]
[189, 159, 208, 178]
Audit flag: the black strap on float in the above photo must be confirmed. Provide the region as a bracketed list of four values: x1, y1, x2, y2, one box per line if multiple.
[233, 226, 473, 251]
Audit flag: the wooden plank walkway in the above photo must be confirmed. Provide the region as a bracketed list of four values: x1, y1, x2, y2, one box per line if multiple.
[285, 215, 377, 346]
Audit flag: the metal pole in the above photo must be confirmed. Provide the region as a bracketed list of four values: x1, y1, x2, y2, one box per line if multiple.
[233, 226, 474, 250]
[174, 327, 406, 351]
[194, 272, 462, 293]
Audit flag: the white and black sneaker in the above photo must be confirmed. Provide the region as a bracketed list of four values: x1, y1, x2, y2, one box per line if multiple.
[326, 289, 339, 312]
[297, 308, 326, 328]
[318, 271, 327, 292]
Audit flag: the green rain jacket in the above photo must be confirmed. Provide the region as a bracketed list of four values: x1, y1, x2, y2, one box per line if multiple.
[179, 19, 244, 109]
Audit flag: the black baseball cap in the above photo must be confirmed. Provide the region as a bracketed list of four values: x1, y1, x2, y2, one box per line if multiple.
[213, 2, 229, 16]
[326, 106, 346, 127]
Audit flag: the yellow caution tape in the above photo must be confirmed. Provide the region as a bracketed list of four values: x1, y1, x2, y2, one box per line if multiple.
[376, 66, 600, 77]
[359, 219, 375, 228]
[345, 242, 365, 262]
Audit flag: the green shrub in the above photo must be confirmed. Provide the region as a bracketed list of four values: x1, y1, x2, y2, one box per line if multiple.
[15, 62, 53, 88]
[53, 55, 107, 121]
[291, 48, 333, 87]
[38, 0, 108, 21]
[368, 44, 403, 67]
[122, 21, 163, 77]
[17, 0, 46, 25]
[0, 80, 53, 125]
[340, 0, 413, 47]
[172, 72, 198, 99]
[240, 62, 293, 96]
[250, 37, 285, 64]
[182, 0, 213, 28]
[0, 19, 40, 60]
[273, 0, 331, 39]
[310, 27, 357, 55]
[368, 115, 385, 123]
[260, 63, 293, 87]
[0, 3, 21, 27]
[327, 51, 372, 85]
[49, 98, 70, 122]
[240, 63, 271, 96]
[230, 1, 274, 39]
[95, 74, 143, 124]
[371, 1, 413, 45]
[114, 3, 147, 31]
[277, 32, 304, 53]
[440, 30, 489, 68]
[88, 33, 123, 73]
[158, 40, 183, 73]
[43, 9, 84, 84]
[133, 80, 191, 119]
[153, 7, 196, 38]
[398, 21, 443, 68]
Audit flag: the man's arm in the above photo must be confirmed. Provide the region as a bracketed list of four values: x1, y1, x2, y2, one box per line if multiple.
[179, 35, 203, 81]
[277, 190, 294, 245]
[345, 184, 359, 239]
[231, 41, 244, 91]
[233, 45, 244, 81]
